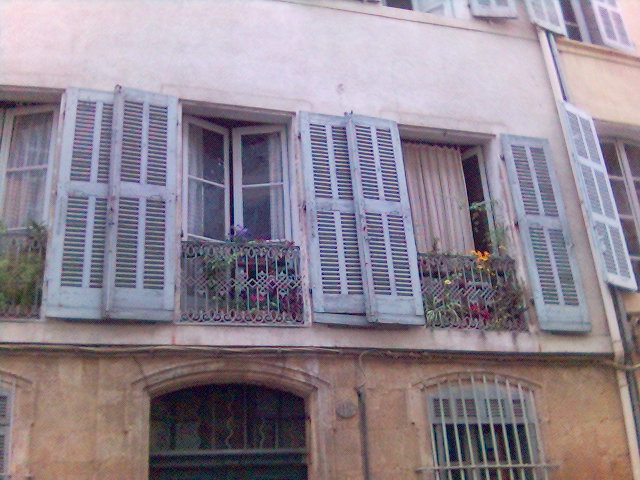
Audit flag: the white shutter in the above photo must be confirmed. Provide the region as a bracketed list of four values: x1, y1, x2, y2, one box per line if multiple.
[347, 115, 423, 325]
[46, 88, 114, 319]
[590, 0, 633, 51]
[502, 135, 588, 332]
[524, 0, 567, 35]
[104, 86, 178, 321]
[469, 0, 517, 18]
[0, 389, 12, 478]
[300, 113, 366, 318]
[561, 102, 636, 290]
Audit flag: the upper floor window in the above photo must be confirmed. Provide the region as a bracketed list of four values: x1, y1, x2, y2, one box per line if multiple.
[601, 138, 640, 285]
[383, 0, 452, 15]
[558, 0, 633, 51]
[183, 116, 290, 242]
[0, 106, 56, 231]
[424, 373, 550, 480]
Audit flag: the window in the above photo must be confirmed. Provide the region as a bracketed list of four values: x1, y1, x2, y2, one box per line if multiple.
[382, 0, 453, 16]
[0, 105, 56, 231]
[425, 374, 550, 480]
[601, 139, 640, 285]
[183, 116, 290, 242]
[0, 387, 12, 478]
[558, 0, 633, 51]
[149, 384, 307, 479]
[402, 142, 493, 254]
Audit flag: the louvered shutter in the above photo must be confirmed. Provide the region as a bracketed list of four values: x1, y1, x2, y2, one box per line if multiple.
[561, 103, 636, 290]
[502, 135, 588, 332]
[347, 115, 423, 325]
[46, 88, 114, 319]
[524, 0, 567, 35]
[590, 0, 633, 51]
[469, 0, 517, 18]
[300, 113, 366, 318]
[104, 87, 178, 321]
[0, 389, 12, 477]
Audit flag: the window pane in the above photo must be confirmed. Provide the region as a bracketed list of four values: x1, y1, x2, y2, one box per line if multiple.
[3, 169, 47, 228]
[242, 185, 285, 240]
[621, 218, 640, 255]
[7, 112, 53, 168]
[188, 179, 226, 240]
[610, 178, 631, 214]
[241, 132, 282, 185]
[601, 141, 622, 176]
[625, 143, 640, 177]
[188, 125, 225, 184]
[386, 0, 414, 9]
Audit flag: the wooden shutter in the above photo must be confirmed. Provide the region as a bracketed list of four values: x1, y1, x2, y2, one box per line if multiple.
[0, 389, 12, 477]
[469, 0, 517, 18]
[46, 88, 114, 319]
[590, 0, 633, 51]
[502, 135, 588, 332]
[300, 113, 366, 318]
[347, 115, 423, 325]
[524, 0, 567, 35]
[561, 103, 637, 290]
[104, 87, 178, 321]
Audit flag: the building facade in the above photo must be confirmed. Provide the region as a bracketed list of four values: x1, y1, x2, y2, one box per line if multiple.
[1, 0, 640, 478]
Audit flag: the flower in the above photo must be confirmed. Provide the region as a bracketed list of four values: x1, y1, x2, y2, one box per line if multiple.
[444, 279, 452, 285]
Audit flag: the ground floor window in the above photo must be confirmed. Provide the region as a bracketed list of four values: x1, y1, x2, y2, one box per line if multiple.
[149, 384, 307, 480]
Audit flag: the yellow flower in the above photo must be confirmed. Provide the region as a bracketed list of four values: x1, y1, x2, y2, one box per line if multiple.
[444, 279, 452, 285]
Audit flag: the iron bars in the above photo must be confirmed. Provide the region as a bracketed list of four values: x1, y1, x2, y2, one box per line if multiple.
[180, 240, 303, 325]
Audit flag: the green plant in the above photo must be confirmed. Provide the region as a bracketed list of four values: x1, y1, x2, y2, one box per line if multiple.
[469, 200, 508, 254]
[0, 221, 47, 316]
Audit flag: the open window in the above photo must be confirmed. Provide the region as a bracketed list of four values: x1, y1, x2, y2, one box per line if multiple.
[382, 0, 454, 16]
[402, 141, 493, 255]
[183, 116, 290, 242]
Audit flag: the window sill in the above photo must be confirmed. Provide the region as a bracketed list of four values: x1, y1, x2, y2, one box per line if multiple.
[556, 37, 640, 67]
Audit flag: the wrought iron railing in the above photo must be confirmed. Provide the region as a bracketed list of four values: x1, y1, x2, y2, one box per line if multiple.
[0, 231, 47, 319]
[419, 253, 527, 331]
[180, 240, 304, 325]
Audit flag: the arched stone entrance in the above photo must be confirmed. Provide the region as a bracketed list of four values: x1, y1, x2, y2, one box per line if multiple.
[149, 383, 307, 479]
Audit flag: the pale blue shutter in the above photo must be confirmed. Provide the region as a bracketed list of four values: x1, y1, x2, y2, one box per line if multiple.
[561, 102, 636, 290]
[590, 0, 633, 51]
[300, 113, 366, 322]
[502, 135, 588, 332]
[104, 87, 178, 321]
[524, 0, 567, 35]
[46, 88, 113, 319]
[0, 389, 12, 478]
[469, 0, 517, 18]
[347, 115, 423, 325]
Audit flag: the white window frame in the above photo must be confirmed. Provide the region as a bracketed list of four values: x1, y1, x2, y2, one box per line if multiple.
[232, 124, 291, 242]
[602, 137, 640, 285]
[382, 0, 454, 16]
[0, 105, 58, 231]
[182, 116, 230, 242]
[559, 0, 592, 42]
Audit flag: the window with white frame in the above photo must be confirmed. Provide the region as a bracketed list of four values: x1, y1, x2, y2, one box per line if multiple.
[382, 0, 454, 16]
[425, 373, 551, 480]
[558, 0, 633, 51]
[0, 105, 57, 231]
[601, 138, 640, 285]
[183, 116, 290, 242]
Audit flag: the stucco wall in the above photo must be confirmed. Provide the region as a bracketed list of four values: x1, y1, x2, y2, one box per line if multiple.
[0, 350, 632, 480]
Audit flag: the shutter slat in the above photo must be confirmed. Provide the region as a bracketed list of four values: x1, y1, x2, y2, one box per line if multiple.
[0, 391, 12, 477]
[46, 88, 114, 319]
[524, 0, 567, 35]
[561, 102, 637, 290]
[348, 115, 423, 324]
[469, 0, 517, 18]
[502, 135, 588, 331]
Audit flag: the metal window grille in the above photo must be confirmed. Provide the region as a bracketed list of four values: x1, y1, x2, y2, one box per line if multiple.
[420, 373, 554, 480]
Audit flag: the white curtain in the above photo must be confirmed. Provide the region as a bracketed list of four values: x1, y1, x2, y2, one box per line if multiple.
[403, 143, 474, 254]
[2, 111, 53, 229]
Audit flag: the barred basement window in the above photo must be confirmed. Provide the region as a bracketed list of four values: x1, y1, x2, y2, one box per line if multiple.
[423, 373, 553, 480]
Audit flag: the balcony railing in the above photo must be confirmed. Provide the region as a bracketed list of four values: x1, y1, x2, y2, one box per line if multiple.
[0, 230, 47, 319]
[181, 240, 304, 325]
[418, 252, 527, 331]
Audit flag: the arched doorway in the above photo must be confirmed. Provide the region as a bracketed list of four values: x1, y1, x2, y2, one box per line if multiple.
[149, 383, 307, 480]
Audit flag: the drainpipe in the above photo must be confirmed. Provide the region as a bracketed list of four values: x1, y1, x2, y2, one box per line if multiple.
[356, 351, 372, 480]
[536, 27, 640, 478]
